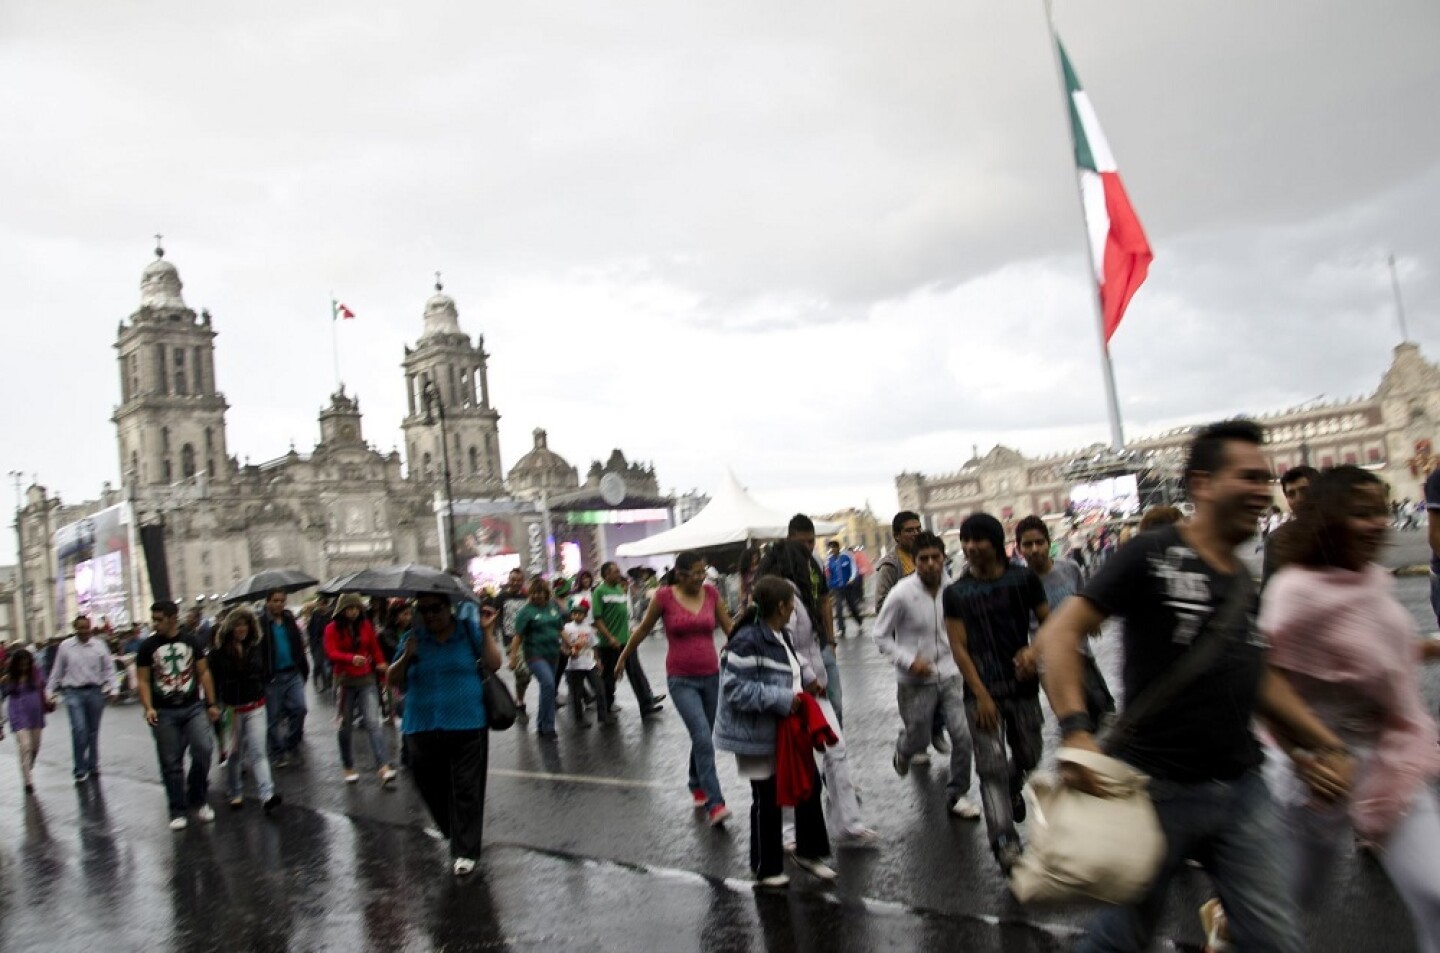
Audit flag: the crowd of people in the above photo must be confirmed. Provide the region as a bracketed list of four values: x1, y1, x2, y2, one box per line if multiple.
[3, 418, 1440, 951]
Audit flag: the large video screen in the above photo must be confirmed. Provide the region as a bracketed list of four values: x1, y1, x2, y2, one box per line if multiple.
[1069, 473, 1141, 518]
[53, 503, 138, 628]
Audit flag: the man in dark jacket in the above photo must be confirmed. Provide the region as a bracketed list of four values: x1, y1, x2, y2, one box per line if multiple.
[261, 590, 311, 766]
[308, 597, 334, 693]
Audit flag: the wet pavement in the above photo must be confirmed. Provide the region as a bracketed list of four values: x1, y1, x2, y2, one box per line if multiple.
[1, 534, 1434, 952]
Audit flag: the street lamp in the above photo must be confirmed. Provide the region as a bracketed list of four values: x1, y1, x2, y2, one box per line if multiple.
[421, 380, 459, 571]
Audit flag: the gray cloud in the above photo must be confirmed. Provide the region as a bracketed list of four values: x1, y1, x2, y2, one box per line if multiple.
[1, 0, 1437, 538]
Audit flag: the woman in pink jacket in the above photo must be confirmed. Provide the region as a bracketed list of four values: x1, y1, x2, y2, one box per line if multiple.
[325, 593, 395, 785]
[1261, 466, 1440, 952]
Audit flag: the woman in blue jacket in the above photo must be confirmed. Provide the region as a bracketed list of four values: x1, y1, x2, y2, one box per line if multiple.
[714, 576, 834, 887]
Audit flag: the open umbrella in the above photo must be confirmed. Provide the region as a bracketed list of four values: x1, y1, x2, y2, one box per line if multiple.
[317, 563, 477, 602]
[221, 568, 319, 605]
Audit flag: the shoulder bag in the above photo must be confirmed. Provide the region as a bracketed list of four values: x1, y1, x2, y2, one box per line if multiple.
[463, 616, 516, 732]
[1011, 569, 1255, 905]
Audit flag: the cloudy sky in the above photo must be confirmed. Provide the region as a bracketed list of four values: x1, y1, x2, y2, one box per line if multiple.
[2, 0, 1438, 543]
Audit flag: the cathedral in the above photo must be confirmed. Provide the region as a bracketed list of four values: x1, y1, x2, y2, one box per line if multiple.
[13, 246, 666, 638]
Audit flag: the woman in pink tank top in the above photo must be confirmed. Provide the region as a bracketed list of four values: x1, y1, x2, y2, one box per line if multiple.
[617, 551, 736, 826]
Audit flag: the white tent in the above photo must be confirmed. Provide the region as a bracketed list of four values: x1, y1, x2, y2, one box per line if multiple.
[615, 471, 843, 557]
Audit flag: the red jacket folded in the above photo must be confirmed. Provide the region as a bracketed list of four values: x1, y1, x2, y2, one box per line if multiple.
[775, 693, 838, 807]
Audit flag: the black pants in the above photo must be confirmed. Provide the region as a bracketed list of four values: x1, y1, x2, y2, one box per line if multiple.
[598, 645, 657, 709]
[750, 765, 829, 878]
[566, 669, 612, 723]
[1082, 655, 1116, 725]
[407, 729, 489, 860]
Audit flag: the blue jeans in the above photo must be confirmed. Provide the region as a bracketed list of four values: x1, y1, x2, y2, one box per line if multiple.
[266, 670, 308, 757]
[1080, 767, 1303, 953]
[338, 682, 390, 769]
[820, 644, 843, 728]
[152, 704, 214, 818]
[528, 656, 558, 734]
[226, 705, 274, 801]
[63, 686, 107, 777]
[668, 674, 724, 809]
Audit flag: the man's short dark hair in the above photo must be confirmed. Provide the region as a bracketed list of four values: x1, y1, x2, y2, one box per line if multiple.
[891, 510, 920, 534]
[826, 540, 840, 552]
[599, 561, 617, 577]
[1184, 419, 1266, 488]
[73, 613, 90, 626]
[913, 531, 945, 556]
[151, 600, 179, 618]
[1280, 465, 1320, 489]
[958, 513, 1006, 556]
[1014, 515, 1049, 542]
[787, 513, 815, 536]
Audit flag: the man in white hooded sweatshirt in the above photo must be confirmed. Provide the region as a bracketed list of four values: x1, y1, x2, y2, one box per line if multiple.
[873, 532, 979, 819]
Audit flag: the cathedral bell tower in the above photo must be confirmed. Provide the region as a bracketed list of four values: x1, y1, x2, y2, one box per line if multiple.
[401, 278, 504, 495]
[112, 241, 230, 494]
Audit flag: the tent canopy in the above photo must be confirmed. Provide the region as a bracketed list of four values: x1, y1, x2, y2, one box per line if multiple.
[616, 471, 843, 558]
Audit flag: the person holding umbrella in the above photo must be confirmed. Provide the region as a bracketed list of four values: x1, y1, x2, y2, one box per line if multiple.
[262, 590, 312, 767]
[324, 593, 396, 785]
[387, 594, 503, 877]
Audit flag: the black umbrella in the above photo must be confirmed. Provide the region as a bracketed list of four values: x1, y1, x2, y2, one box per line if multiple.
[221, 568, 319, 605]
[317, 563, 477, 602]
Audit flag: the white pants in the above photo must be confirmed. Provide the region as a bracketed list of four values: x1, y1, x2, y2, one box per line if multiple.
[14, 728, 40, 787]
[1272, 750, 1440, 953]
[784, 697, 866, 841]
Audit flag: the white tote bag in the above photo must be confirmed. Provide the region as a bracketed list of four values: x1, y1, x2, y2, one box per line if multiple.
[1009, 747, 1166, 905]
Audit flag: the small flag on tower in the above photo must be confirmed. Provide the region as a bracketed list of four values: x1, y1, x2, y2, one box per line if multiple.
[331, 299, 356, 321]
[1059, 40, 1152, 344]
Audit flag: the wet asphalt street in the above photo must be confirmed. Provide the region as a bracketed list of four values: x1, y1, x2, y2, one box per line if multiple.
[1, 533, 1435, 952]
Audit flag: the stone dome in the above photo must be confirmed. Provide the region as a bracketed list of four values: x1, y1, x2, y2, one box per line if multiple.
[507, 428, 579, 492]
[420, 280, 462, 340]
[140, 248, 186, 310]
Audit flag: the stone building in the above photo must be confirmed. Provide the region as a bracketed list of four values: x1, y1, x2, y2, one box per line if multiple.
[14, 246, 668, 638]
[897, 342, 1440, 538]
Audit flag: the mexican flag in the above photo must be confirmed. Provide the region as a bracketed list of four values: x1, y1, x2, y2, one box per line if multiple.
[1059, 40, 1152, 344]
[331, 299, 356, 321]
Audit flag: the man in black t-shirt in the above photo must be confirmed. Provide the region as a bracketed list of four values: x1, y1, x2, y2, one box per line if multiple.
[137, 599, 222, 831]
[942, 513, 1049, 872]
[1037, 420, 1351, 953]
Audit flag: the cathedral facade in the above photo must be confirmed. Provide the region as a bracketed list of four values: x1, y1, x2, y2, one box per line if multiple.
[14, 247, 664, 639]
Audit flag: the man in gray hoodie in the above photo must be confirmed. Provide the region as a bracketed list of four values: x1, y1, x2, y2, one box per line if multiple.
[872, 532, 979, 819]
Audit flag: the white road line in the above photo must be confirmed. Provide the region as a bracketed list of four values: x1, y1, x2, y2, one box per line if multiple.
[491, 768, 668, 790]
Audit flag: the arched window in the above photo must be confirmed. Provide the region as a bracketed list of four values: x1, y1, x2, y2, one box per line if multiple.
[161, 427, 171, 451]
[130, 451, 139, 480]
[181, 444, 196, 479]
[468, 446, 479, 474]
[422, 452, 433, 477]
[163, 460, 173, 482]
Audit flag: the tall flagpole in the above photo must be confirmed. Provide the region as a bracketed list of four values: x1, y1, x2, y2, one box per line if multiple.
[1042, 0, 1126, 453]
[329, 292, 341, 389]
[1388, 253, 1412, 344]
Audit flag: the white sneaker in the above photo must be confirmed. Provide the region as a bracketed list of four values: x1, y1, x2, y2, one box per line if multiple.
[911, 751, 931, 765]
[378, 765, 397, 783]
[838, 827, 882, 848]
[932, 732, 952, 754]
[344, 770, 360, 783]
[453, 857, 477, 877]
[949, 796, 981, 819]
[791, 855, 838, 881]
[169, 816, 188, 831]
[756, 873, 790, 888]
[195, 804, 216, 823]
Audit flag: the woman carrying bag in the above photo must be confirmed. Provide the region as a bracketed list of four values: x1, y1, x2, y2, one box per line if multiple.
[388, 595, 503, 877]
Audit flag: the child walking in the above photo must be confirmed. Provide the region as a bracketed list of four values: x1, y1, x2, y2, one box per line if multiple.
[714, 576, 835, 888]
[2, 649, 50, 795]
[562, 606, 612, 728]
